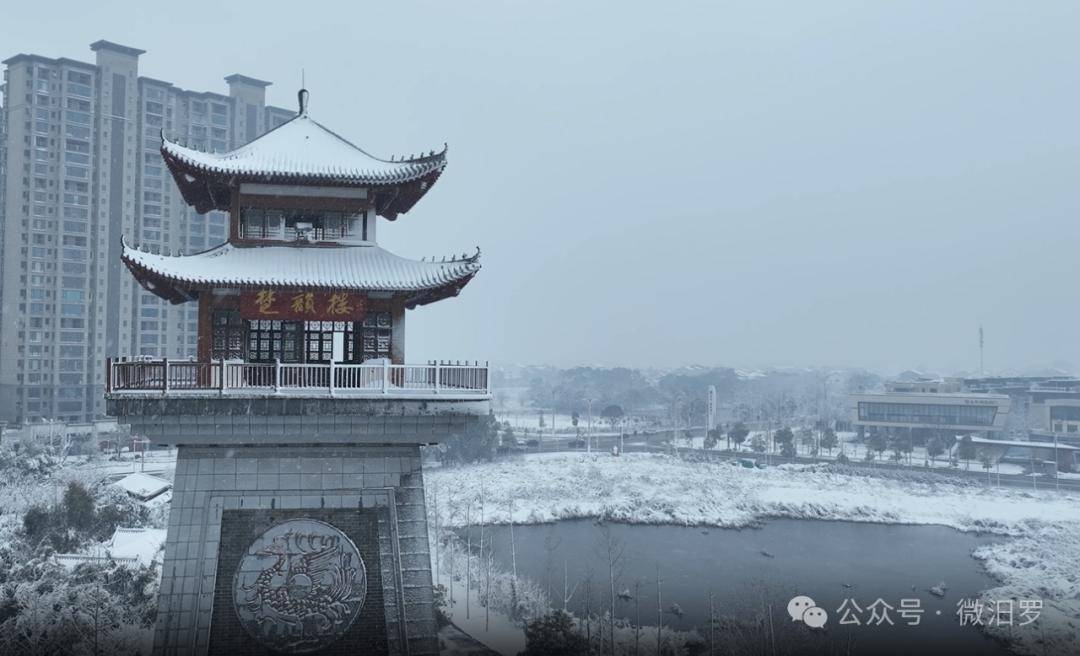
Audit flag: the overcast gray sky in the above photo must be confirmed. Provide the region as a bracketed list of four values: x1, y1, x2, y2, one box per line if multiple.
[3, 1, 1077, 373]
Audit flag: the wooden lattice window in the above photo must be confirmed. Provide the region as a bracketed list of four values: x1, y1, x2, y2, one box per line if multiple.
[247, 320, 302, 363]
[342, 321, 359, 362]
[211, 310, 244, 360]
[357, 312, 392, 362]
[304, 321, 337, 363]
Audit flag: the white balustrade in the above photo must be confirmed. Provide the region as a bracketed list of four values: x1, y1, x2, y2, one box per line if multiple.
[106, 358, 489, 398]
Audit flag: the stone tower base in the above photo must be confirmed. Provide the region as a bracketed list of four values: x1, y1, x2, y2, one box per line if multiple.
[154, 445, 437, 656]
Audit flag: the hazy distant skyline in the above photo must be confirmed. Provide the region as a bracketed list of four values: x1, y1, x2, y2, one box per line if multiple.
[3, 1, 1077, 373]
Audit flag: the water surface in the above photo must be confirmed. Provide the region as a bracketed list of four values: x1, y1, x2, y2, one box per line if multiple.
[473, 519, 1008, 655]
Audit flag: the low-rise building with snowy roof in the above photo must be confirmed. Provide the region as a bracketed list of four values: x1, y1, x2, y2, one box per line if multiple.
[55, 526, 167, 569]
[112, 472, 172, 502]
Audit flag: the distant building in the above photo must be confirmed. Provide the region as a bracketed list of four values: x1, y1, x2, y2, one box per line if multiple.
[850, 374, 1080, 447]
[1025, 387, 1080, 447]
[956, 376, 1080, 445]
[849, 389, 1011, 443]
[0, 41, 293, 424]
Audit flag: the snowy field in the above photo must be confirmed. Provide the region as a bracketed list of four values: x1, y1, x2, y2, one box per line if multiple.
[674, 430, 1080, 480]
[427, 452, 1080, 656]
[5, 445, 1077, 654]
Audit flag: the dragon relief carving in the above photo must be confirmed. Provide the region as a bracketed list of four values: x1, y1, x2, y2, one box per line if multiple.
[233, 519, 367, 653]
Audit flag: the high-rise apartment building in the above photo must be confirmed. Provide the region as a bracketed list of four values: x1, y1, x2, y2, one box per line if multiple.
[0, 40, 293, 424]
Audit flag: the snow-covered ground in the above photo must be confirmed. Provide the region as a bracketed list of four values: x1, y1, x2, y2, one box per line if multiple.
[427, 452, 1080, 656]
[8, 444, 1076, 654]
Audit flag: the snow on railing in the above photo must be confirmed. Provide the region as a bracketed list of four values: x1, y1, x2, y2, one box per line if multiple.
[106, 358, 489, 398]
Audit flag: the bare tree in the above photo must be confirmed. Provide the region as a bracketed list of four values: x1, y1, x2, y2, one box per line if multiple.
[446, 491, 459, 608]
[707, 591, 715, 656]
[75, 579, 113, 656]
[485, 548, 493, 631]
[543, 528, 562, 607]
[465, 500, 472, 619]
[655, 564, 663, 656]
[634, 580, 641, 656]
[583, 566, 594, 648]
[508, 499, 518, 579]
[507, 498, 520, 622]
[562, 559, 580, 612]
[432, 484, 440, 585]
[599, 525, 626, 655]
[478, 486, 486, 627]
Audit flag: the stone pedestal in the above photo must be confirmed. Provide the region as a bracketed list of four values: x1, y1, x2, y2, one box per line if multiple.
[156, 445, 433, 656]
[107, 396, 485, 656]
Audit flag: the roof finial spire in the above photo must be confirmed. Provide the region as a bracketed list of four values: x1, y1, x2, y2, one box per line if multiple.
[298, 69, 309, 117]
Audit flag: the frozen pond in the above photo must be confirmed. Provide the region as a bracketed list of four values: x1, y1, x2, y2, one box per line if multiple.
[474, 519, 1009, 655]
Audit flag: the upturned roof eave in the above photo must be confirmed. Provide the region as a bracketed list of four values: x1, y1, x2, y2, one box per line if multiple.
[160, 143, 446, 218]
[119, 238, 481, 307]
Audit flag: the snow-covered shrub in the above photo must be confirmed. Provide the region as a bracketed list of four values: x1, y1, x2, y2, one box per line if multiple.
[21, 482, 151, 553]
[0, 555, 156, 656]
[0, 441, 60, 479]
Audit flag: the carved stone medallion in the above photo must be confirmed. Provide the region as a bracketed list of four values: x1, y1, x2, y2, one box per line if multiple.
[233, 519, 367, 653]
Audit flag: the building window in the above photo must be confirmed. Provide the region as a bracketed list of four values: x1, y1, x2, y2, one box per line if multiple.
[358, 312, 392, 362]
[246, 319, 302, 363]
[1050, 406, 1080, 422]
[857, 402, 996, 427]
[212, 310, 245, 360]
[304, 321, 336, 363]
[239, 208, 366, 242]
[240, 208, 283, 239]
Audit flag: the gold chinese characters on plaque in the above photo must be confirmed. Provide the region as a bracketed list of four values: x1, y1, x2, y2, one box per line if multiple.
[239, 290, 365, 320]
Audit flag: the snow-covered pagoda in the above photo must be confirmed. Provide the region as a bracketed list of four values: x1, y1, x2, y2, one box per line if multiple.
[111, 88, 483, 388]
[107, 89, 487, 656]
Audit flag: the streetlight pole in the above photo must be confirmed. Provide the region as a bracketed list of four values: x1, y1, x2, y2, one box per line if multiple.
[1054, 433, 1060, 491]
[586, 398, 593, 454]
[550, 389, 557, 444]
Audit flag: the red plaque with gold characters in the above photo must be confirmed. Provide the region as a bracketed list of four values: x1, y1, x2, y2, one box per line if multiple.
[239, 290, 365, 321]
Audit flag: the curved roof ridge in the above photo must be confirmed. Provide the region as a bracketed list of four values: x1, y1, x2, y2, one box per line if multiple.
[121, 241, 480, 297]
[162, 113, 446, 176]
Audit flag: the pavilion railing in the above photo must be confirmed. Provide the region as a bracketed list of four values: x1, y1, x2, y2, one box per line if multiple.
[106, 358, 490, 397]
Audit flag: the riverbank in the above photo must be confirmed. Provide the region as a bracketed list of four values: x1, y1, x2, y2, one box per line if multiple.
[426, 452, 1080, 655]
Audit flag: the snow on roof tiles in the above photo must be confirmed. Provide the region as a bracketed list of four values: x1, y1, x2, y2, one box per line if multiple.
[161, 113, 446, 184]
[121, 239, 480, 292]
[56, 527, 168, 568]
[113, 472, 172, 500]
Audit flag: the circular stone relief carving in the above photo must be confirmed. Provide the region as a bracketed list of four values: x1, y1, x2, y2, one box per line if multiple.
[233, 519, 367, 653]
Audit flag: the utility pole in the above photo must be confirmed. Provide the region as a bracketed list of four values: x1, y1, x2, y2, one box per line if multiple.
[1054, 433, 1060, 491]
[979, 324, 985, 376]
[586, 398, 594, 454]
[551, 388, 557, 440]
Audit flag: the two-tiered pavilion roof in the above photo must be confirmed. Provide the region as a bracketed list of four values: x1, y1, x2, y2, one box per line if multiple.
[124, 90, 479, 308]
